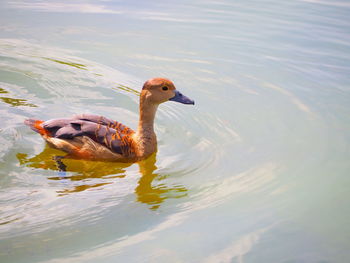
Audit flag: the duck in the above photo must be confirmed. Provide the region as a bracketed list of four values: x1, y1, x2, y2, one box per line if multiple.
[24, 78, 194, 162]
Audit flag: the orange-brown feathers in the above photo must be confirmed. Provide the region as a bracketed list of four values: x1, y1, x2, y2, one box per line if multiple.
[141, 78, 177, 105]
[24, 119, 51, 137]
[34, 120, 50, 136]
[142, 78, 175, 91]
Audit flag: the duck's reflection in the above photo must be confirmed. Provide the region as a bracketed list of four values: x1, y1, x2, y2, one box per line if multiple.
[136, 156, 187, 210]
[17, 146, 187, 210]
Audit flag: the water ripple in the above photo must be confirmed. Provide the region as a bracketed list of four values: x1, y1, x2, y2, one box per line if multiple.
[0, 39, 233, 237]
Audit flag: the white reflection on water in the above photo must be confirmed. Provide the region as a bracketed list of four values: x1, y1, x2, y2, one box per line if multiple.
[129, 54, 211, 65]
[263, 82, 314, 116]
[299, 0, 350, 8]
[204, 227, 270, 263]
[6, 1, 122, 14]
[5, 0, 222, 24]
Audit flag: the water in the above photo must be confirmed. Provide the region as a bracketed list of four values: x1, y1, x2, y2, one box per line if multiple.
[0, 0, 349, 262]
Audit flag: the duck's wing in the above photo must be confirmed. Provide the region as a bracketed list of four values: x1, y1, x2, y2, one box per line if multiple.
[42, 115, 134, 155]
[72, 114, 117, 126]
[72, 114, 133, 134]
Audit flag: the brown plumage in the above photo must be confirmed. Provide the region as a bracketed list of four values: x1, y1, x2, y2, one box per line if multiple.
[25, 78, 194, 162]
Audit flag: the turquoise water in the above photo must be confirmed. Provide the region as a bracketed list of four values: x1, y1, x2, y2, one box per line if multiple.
[0, 0, 350, 262]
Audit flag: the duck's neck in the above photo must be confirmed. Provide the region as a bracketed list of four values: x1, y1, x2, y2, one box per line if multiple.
[137, 99, 158, 137]
[135, 98, 158, 157]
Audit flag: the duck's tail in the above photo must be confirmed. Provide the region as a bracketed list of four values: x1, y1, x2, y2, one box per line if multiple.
[24, 119, 50, 137]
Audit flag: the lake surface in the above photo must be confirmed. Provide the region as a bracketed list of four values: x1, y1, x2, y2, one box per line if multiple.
[0, 0, 349, 262]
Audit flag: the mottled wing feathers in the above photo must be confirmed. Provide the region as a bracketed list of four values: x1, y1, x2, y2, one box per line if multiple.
[73, 114, 115, 126]
[42, 118, 72, 137]
[28, 114, 135, 155]
[72, 114, 132, 134]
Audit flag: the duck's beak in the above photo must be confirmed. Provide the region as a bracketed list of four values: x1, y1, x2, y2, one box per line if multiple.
[169, 90, 195, 105]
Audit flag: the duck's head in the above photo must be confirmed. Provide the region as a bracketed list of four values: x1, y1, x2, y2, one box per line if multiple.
[141, 78, 194, 105]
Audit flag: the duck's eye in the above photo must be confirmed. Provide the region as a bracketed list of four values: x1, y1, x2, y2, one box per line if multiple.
[162, 86, 168, 91]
